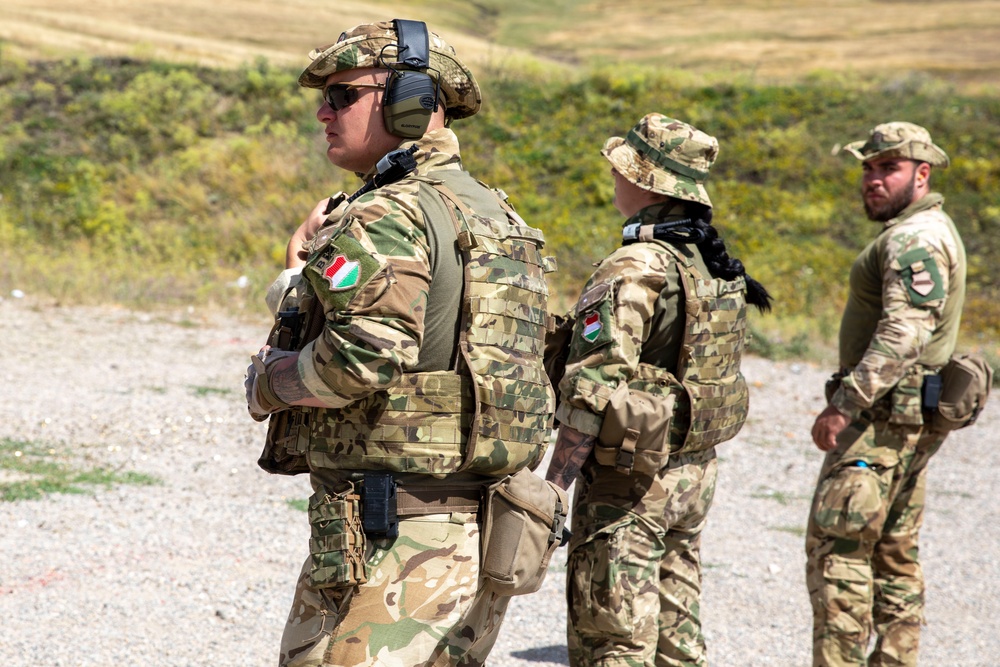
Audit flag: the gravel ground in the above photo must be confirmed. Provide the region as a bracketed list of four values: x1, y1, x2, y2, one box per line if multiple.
[1, 300, 997, 666]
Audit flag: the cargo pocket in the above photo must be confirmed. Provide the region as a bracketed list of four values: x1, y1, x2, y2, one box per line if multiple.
[567, 517, 636, 639]
[812, 458, 894, 543]
[821, 556, 872, 638]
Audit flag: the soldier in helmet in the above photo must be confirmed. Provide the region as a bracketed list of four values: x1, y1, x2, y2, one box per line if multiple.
[244, 19, 556, 667]
[545, 113, 771, 667]
[806, 122, 965, 666]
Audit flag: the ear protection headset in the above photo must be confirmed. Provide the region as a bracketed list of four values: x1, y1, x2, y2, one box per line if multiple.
[381, 19, 440, 138]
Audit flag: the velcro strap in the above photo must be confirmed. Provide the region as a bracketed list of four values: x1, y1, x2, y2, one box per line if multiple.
[395, 484, 484, 516]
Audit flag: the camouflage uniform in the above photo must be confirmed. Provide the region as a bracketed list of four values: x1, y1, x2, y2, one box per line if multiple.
[255, 22, 554, 667]
[806, 123, 966, 667]
[556, 116, 750, 667]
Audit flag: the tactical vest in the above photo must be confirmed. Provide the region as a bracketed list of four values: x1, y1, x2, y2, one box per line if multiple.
[261, 168, 556, 477]
[632, 241, 750, 454]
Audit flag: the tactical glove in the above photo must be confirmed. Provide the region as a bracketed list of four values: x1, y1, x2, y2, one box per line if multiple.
[245, 348, 297, 421]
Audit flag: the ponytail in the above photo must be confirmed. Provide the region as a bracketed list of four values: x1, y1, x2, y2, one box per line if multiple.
[687, 203, 773, 313]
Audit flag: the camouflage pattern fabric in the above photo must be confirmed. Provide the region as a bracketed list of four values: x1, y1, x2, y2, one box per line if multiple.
[805, 419, 945, 667]
[601, 114, 718, 207]
[280, 511, 509, 667]
[808, 171, 966, 665]
[296, 130, 554, 477]
[298, 21, 481, 121]
[566, 448, 718, 667]
[831, 193, 966, 423]
[557, 201, 750, 666]
[843, 121, 949, 167]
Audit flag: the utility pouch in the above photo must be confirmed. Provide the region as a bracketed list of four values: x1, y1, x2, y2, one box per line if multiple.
[361, 472, 399, 539]
[481, 468, 568, 597]
[308, 483, 368, 589]
[595, 381, 675, 475]
[257, 409, 310, 476]
[932, 353, 994, 432]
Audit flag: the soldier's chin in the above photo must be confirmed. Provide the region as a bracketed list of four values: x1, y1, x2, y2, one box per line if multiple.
[864, 201, 894, 222]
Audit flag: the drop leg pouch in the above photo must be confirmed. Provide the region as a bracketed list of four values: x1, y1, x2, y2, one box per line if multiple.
[307, 482, 368, 589]
[481, 468, 568, 596]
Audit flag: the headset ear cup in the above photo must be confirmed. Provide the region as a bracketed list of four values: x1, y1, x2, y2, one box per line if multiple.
[382, 69, 437, 138]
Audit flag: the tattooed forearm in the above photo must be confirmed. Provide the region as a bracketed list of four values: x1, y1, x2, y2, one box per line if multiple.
[545, 426, 596, 490]
[270, 355, 319, 404]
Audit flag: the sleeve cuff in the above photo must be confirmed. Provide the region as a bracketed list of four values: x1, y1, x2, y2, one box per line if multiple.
[554, 403, 603, 437]
[829, 385, 868, 422]
[297, 340, 352, 409]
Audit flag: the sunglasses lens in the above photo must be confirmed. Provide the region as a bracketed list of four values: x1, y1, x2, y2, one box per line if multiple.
[324, 85, 358, 111]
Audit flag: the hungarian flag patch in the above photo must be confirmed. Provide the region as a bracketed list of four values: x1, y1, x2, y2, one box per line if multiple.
[323, 255, 360, 291]
[582, 312, 602, 342]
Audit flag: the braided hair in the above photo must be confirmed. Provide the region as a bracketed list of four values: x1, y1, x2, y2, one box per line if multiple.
[685, 202, 773, 313]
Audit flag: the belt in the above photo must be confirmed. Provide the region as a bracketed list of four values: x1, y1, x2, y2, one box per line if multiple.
[395, 484, 484, 517]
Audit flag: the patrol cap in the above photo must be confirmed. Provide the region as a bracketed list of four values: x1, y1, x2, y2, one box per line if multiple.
[843, 121, 949, 168]
[602, 113, 718, 207]
[298, 21, 482, 121]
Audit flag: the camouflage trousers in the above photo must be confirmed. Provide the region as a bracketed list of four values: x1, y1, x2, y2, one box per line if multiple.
[279, 512, 510, 667]
[565, 448, 718, 667]
[805, 418, 946, 667]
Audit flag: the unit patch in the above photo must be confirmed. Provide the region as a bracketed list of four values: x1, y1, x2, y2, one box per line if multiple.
[909, 270, 935, 296]
[582, 312, 602, 343]
[323, 255, 360, 291]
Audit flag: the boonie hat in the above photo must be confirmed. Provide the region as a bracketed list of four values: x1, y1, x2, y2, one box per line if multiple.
[602, 113, 718, 207]
[298, 21, 481, 120]
[843, 121, 949, 168]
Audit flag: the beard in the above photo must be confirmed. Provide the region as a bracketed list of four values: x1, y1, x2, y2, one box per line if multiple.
[863, 170, 916, 222]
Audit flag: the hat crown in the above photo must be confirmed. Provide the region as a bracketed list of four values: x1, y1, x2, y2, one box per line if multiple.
[628, 114, 719, 181]
[843, 120, 949, 167]
[298, 20, 481, 120]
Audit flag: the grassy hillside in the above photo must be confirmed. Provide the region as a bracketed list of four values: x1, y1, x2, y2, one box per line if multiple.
[1, 1, 999, 359]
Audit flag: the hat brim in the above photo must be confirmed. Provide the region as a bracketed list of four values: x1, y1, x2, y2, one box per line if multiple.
[842, 139, 950, 167]
[602, 137, 712, 207]
[298, 29, 481, 120]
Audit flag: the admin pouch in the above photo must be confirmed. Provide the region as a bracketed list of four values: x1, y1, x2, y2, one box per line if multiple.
[481, 468, 568, 596]
[307, 481, 368, 589]
[595, 379, 676, 475]
[932, 353, 993, 432]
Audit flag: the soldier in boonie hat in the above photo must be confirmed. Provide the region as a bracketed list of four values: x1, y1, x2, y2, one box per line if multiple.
[601, 113, 719, 207]
[298, 20, 481, 121]
[843, 121, 949, 167]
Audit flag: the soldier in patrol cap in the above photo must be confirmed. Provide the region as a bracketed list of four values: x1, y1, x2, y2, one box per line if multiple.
[806, 122, 965, 666]
[545, 113, 771, 667]
[244, 19, 556, 667]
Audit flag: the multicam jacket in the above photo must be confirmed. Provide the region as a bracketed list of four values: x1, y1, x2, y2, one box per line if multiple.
[556, 202, 749, 453]
[265, 128, 554, 477]
[831, 193, 966, 422]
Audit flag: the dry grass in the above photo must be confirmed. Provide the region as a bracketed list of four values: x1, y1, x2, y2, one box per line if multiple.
[2, 0, 1000, 89]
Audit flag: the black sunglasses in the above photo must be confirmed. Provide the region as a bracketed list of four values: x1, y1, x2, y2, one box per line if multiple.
[323, 82, 386, 111]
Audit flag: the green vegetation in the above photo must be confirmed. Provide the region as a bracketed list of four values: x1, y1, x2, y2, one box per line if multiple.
[189, 385, 235, 397]
[0, 437, 160, 502]
[286, 498, 308, 512]
[1, 55, 998, 352]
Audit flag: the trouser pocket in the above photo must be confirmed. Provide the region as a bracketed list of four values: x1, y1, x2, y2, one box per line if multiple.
[567, 517, 638, 639]
[307, 482, 368, 589]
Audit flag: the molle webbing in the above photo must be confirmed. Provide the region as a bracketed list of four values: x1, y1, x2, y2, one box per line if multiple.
[304, 169, 554, 477]
[431, 172, 555, 475]
[659, 243, 749, 453]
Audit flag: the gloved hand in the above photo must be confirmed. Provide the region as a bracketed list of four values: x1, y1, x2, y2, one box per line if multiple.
[245, 347, 297, 421]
